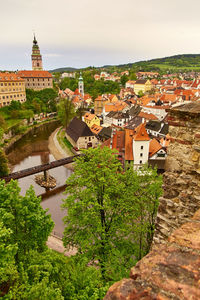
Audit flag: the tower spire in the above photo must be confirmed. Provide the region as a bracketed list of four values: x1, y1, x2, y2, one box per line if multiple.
[31, 34, 43, 70]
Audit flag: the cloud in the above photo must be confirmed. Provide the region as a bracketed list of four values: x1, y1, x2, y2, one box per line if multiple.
[43, 53, 63, 58]
[1, 0, 200, 69]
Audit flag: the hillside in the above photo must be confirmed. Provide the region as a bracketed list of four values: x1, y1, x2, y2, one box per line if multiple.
[50, 54, 200, 73]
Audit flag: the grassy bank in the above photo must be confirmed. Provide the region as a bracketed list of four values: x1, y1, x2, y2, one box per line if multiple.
[56, 127, 74, 156]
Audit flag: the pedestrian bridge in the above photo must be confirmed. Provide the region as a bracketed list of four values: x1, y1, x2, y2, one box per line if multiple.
[0, 154, 82, 183]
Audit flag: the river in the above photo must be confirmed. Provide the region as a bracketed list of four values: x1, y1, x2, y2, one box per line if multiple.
[6, 122, 72, 238]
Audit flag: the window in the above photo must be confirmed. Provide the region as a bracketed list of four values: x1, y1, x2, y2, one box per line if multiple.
[140, 160, 142, 164]
[89, 137, 91, 141]
[140, 153, 143, 157]
[141, 146, 143, 150]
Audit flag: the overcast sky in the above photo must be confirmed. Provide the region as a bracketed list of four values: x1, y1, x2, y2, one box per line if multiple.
[1, 0, 200, 70]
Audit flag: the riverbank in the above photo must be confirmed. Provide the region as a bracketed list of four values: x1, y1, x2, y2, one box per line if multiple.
[4, 119, 60, 154]
[47, 127, 76, 254]
[48, 127, 75, 170]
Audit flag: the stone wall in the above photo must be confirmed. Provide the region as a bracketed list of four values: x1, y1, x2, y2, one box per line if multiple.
[154, 102, 200, 244]
[104, 102, 200, 299]
[104, 208, 200, 300]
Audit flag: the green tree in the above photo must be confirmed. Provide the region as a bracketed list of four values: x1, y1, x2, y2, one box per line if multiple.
[57, 97, 75, 129]
[0, 150, 9, 176]
[0, 180, 54, 264]
[120, 74, 129, 86]
[0, 222, 18, 296]
[123, 166, 162, 259]
[138, 90, 145, 97]
[62, 147, 162, 279]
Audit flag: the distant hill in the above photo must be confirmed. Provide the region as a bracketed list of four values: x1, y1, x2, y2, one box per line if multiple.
[50, 54, 200, 73]
[50, 67, 78, 73]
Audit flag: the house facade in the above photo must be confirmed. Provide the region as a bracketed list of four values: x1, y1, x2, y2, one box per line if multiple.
[134, 79, 152, 95]
[84, 113, 100, 128]
[0, 72, 26, 107]
[17, 70, 53, 91]
[66, 117, 99, 149]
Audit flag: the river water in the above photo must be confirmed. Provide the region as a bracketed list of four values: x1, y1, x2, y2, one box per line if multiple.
[6, 123, 72, 238]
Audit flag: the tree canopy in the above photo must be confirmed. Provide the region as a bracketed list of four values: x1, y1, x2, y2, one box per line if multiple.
[62, 147, 162, 279]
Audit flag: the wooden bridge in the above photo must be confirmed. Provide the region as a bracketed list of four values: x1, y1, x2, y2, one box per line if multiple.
[0, 154, 82, 183]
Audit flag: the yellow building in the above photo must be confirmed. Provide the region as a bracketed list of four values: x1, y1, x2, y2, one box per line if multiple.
[94, 96, 106, 116]
[134, 79, 152, 95]
[0, 72, 26, 107]
[94, 94, 118, 116]
[84, 113, 100, 128]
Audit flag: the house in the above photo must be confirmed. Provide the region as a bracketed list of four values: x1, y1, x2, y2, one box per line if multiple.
[84, 113, 100, 128]
[94, 96, 107, 116]
[17, 70, 53, 91]
[125, 80, 136, 89]
[0, 72, 26, 107]
[66, 117, 99, 149]
[134, 80, 152, 95]
[90, 124, 103, 136]
[145, 120, 169, 138]
[102, 123, 166, 170]
[105, 111, 130, 127]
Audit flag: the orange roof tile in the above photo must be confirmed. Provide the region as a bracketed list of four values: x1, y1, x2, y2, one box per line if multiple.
[138, 112, 158, 121]
[112, 131, 125, 152]
[17, 70, 52, 78]
[84, 113, 96, 121]
[160, 94, 177, 103]
[149, 138, 162, 157]
[90, 124, 103, 134]
[0, 72, 24, 82]
[160, 137, 170, 148]
[133, 123, 150, 141]
[125, 129, 134, 160]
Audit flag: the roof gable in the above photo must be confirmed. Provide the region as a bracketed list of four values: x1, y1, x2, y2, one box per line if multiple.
[66, 117, 94, 142]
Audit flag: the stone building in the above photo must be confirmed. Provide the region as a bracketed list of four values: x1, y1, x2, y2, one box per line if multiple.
[0, 72, 26, 107]
[66, 117, 99, 149]
[17, 70, 53, 91]
[17, 35, 53, 91]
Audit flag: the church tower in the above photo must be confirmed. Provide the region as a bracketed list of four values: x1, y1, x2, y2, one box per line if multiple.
[31, 35, 43, 70]
[78, 72, 84, 97]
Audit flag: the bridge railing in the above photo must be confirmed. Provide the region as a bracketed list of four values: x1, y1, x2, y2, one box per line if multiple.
[0, 154, 84, 182]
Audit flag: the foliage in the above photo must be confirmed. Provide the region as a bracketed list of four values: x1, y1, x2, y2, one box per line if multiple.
[0, 222, 18, 289]
[0, 179, 110, 299]
[120, 74, 129, 86]
[138, 90, 145, 97]
[0, 149, 9, 176]
[0, 181, 54, 265]
[59, 78, 78, 91]
[62, 147, 162, 279]
[25, 88, 58, 113]
[57, 97, 75, 129]
[123, 166, 162, 259]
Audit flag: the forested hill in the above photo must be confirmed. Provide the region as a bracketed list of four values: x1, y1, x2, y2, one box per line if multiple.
[116, 54, 200, 71]
[50, 54, 200, 73]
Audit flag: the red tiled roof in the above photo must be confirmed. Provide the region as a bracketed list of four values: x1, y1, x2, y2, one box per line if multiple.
[90, 124, 102, 134]
[0, 72, 24, 81]
[149, 138, 163, 157]
[112, 131, 125, 152]
[17, 70, 52, 78]
[133, 123, 150, 141]
[84, 113, 96, 121]
[138, 112, 158, 120]
[125, 129, 134, 161]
